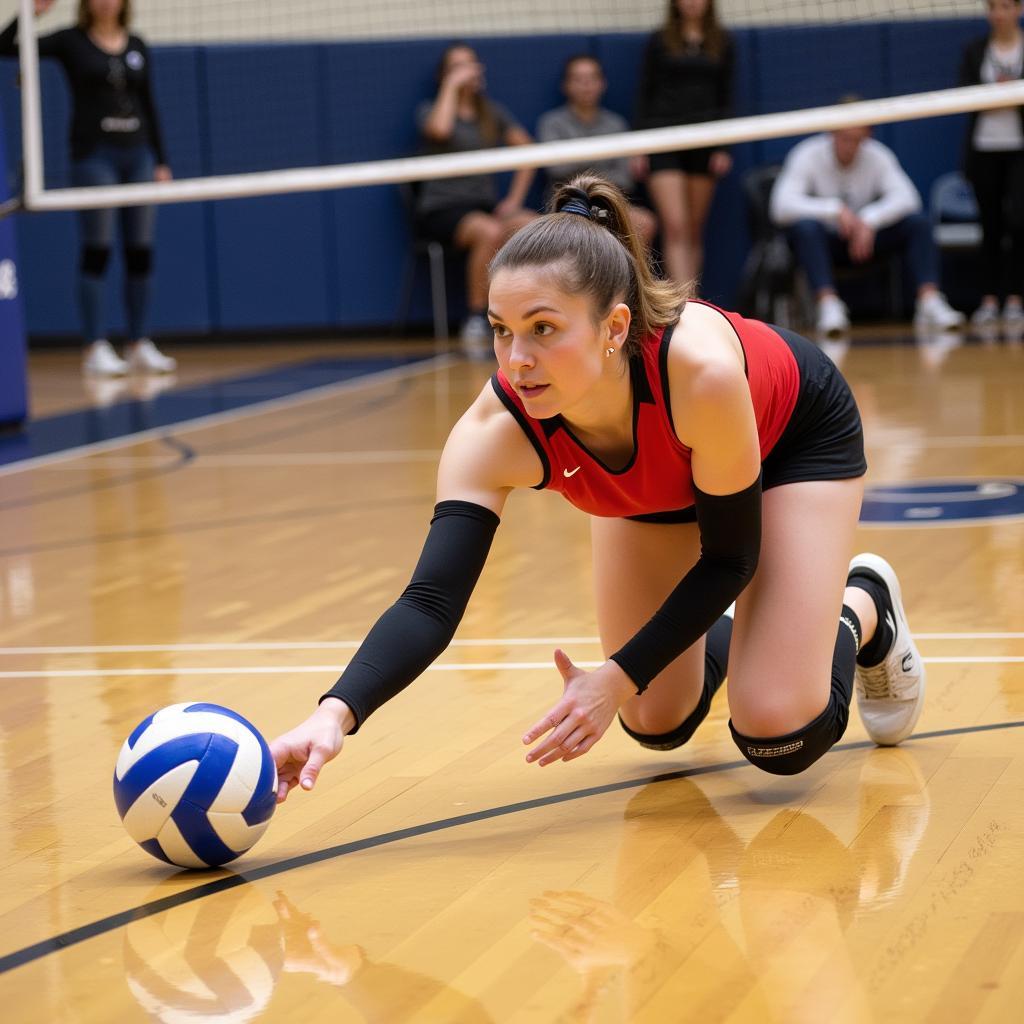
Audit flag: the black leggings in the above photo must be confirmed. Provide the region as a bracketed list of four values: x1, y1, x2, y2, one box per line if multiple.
[966, 149, 1024, 299]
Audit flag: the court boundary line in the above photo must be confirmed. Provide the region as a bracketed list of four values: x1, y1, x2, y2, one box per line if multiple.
[2, 632, 1022, 655]
[0, 353, 455, 478]
[0, 717, 1021, 977]
[1, 654, 1023, 679]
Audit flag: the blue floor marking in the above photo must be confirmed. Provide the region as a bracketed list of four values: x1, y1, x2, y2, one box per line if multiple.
[0, 355, 431, 469]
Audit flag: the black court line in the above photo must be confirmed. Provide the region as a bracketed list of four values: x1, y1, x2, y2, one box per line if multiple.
[1, 718, 1020, 976]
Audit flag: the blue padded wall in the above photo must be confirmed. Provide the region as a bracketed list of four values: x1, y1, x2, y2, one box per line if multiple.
[203, 45, 334, 330]
[886, 19, 986, 198]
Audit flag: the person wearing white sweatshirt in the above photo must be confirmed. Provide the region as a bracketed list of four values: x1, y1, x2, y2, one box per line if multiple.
[770, 123, 964, 335]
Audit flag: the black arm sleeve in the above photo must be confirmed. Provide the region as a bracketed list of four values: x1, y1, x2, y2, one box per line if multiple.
[320, 500, 500, 732]
[610, 474, 762, 693]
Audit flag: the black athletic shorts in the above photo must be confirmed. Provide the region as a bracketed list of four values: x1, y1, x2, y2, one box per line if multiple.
[416, 202, 495, 246]
[628, 325, 867, 524]
[648, 146, 717, 176]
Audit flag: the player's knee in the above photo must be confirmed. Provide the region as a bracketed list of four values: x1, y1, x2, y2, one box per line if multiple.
[619, 698, 711, 752]
[729, 693, 850, 776]
[80, 245, 110, 277]
[124, 246, 153, 276]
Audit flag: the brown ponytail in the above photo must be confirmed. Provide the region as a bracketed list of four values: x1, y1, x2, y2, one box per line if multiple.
[489, 173, 689, 358]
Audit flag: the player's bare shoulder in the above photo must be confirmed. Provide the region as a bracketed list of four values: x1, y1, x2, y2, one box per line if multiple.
[437, 379, 545, 505]
[666, 302, 750, 445]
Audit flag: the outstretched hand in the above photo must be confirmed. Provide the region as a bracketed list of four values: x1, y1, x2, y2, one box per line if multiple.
[523, 651, 636, 766]
[269, 698, 350, 803]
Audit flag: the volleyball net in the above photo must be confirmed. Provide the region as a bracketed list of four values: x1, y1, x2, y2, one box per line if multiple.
[7, 0, 1023, 211]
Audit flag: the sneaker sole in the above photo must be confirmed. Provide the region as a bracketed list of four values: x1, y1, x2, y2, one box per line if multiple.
[848, 553, 926, 745]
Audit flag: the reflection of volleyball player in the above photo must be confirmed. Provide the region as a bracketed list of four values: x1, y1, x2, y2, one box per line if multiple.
[271, 173, 926, 794]
[0, 0, 175, 376]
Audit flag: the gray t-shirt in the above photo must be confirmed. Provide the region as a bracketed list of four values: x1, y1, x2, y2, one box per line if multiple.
[536, 105, 633, 193]
[415, 99, 522, 215]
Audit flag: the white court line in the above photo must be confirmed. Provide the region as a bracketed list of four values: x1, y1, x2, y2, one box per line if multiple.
[33, 451, 445, 469]
[1, 656, 1023, 679]
[1, 632, 1022, 656]
[0, 637, 603, 655]
[0, 354, 455, 478]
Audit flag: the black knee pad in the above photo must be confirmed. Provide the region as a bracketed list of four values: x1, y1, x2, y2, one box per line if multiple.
[729, 692, 850, 776]
[619, 688, 714, 751]
[80, 246, 110, 276]
[124, 246, 153, 276]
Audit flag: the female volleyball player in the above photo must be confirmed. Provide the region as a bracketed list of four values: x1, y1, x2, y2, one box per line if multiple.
[271, 173, 926, 800]
[0, 0, 176, 376]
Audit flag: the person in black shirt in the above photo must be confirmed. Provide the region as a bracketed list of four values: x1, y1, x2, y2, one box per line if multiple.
[1, 0, 176, 376]
[635, 0, 734, 287]
[959, 0, 1024, 330]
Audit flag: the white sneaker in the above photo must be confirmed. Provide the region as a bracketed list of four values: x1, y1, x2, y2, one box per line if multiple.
[1002, 298, 1024, 326]
[913, 291, 964, 331]
[127, 338, 177, 374]
[816, 294, 850, 336]
[459, 314, 493, 361]
[970, 300, 1000, 327]
[83, 339, 128, 377]
[848, 553, 926, 747]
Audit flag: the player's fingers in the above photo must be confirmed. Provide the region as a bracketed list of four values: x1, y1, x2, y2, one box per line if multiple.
[300, 743, 331, 790]
[526, 714, 577, 763]
[522, 705, 567, 745]
[537, 725, 587, 766]
[561, 735, 597, 762]
[553, 648, 577, 685]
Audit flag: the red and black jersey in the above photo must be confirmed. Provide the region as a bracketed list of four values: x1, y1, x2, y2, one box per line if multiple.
[491, 301, 800, 518]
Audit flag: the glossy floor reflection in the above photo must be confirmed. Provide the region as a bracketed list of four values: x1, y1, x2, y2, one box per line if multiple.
[1, 333, 1023, 1021]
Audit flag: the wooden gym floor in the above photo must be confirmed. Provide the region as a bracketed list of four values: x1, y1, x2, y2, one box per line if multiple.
[1, 328, 1022, 1022]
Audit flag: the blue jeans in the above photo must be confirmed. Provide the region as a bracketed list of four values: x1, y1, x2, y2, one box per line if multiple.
[70, 143, 157, 342]
[786, 213, 938, 294]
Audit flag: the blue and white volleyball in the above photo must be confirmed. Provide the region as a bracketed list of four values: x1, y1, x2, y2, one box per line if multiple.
[114, 703, 277, 869]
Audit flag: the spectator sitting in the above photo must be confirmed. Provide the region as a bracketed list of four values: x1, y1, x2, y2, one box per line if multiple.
[770, 115, 965, 335]
[537, 54, 657, 245]
[415, 42, 539, 357]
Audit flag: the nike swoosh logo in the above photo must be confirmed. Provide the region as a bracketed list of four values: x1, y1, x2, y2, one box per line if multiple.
[563, 466, 581, 478]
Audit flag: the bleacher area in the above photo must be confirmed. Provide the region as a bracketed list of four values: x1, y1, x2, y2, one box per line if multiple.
[0, 15, 985, 338]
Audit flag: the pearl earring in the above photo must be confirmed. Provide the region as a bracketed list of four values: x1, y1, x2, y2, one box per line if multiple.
[606, 347, 615, 357]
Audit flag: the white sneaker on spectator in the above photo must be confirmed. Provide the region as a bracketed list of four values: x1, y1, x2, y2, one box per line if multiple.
[848, 553, 926, 747]
[83, 339, 128, 377]
[127, 338, 177, 374]
[913, 291, 964, 331]
[1002, 298, 1024, 326]
[459, 314, 493, 360]
[816, 294, 850, 336]
[970, 300, 1000, 327]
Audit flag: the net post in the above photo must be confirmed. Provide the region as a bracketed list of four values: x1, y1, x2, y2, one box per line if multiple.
[18, 0, 45, 208]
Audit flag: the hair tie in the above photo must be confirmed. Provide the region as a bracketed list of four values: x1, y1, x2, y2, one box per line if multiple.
[560, 197, 593, 219]
[559, 188, 610, 223]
